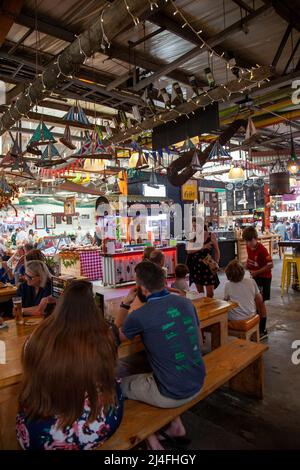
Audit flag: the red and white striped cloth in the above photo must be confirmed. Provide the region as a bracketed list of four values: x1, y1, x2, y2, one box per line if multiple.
[79, 251, 103, 281]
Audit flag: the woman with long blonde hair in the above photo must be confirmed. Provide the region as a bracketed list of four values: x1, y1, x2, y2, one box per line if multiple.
[16, 280, 123, 450]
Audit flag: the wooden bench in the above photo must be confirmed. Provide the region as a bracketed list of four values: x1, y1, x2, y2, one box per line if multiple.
[98, 338, 268, 450]
[228, 315, 260, 342]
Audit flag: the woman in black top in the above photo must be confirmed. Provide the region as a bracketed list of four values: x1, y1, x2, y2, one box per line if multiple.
[17, 260, 52, 316]
[187, 223, 220, 297]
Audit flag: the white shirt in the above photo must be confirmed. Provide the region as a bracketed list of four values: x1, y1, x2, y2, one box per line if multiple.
[16, 230, 27, 243]
[224, 278, 260, 321]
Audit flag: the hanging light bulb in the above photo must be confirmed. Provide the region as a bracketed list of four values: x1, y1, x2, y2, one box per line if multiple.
[228, 166, 245, 180]
[287, 132, 299, 174]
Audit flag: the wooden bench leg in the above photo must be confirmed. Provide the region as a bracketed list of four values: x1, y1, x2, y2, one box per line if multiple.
[228, 356, 264, 399]
[208, 323, 221, 350]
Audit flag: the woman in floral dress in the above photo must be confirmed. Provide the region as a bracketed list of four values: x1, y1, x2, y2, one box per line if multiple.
[16, 280, 123, 450]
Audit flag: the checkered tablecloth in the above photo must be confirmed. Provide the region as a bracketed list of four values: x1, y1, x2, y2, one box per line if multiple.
[79, 251, 103, 281]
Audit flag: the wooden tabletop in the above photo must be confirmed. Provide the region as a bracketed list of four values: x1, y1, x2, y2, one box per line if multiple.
[0, 319, 42, 388]
[0, 298, 237, 390]
[0, 285, 17, 298]
[192, 297, 238, 320]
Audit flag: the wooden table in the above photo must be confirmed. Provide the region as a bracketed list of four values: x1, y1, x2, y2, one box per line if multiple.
[0, 297, 236, 450]
[0, 285, 17, 303]
[118, 297, 237, 358]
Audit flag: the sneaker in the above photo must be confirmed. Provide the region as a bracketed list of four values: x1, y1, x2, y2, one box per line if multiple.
[259, 330, 268, 341]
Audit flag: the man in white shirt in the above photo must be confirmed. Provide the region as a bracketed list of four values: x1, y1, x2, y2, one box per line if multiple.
[16, 228, 27, 245]
[224, 260, 266, 324]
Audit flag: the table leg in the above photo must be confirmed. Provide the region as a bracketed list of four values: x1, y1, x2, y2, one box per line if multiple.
[228, 356, 264, 399]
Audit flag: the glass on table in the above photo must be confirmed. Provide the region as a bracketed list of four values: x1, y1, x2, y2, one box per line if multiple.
[12, 296, 24, 325]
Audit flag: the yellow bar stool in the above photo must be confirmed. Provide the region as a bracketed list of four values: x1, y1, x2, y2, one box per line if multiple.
[281, 253, 300, 296]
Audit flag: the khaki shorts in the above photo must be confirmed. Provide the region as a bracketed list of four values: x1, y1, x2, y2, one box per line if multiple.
[121, 373, 199, 408]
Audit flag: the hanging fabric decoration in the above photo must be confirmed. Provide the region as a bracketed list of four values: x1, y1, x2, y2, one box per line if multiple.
[181, 138, 195, 152]
[132, 105, 142, 123]
[74, 134, 93, 157]
[63, 105, 90, 125]
[59, 124, 76, 150]
[148, 169, 159, 188]
[191, 150, 202, 170]
[157, 87, 171, 108]
[28, 121, 56, 147]
[118, 110, 128, 129]
[171, 82, 185, 105]
[135, 152, 149, 169]
[208, 140, 232, 162]
[41, 143, 61, 161]
[244, 117, 260, 145]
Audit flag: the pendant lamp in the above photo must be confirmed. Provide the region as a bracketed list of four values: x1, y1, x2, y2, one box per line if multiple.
[227, 166, 245, 180]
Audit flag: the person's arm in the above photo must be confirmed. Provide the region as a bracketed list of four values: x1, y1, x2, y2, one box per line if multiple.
[114, 287, 137, 328]
[224, 283, 229, 301]
[2, 262, 14, 281]
[211, 233, 220, 263]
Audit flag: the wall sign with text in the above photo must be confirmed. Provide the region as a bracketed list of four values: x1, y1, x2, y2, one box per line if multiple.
[181, 180, 198, 201]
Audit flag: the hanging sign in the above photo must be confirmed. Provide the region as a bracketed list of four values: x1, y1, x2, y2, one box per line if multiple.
[181, 180, 198, 201]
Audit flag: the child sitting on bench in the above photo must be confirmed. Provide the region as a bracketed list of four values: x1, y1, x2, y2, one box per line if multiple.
[224, 260, 267, 329]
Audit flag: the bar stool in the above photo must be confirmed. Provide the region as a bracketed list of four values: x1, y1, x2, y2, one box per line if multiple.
[281, 253, 300, 296]
[228, 314, 260, 342]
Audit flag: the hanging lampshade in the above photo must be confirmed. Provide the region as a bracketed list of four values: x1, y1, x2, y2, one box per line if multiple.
[228, 166, 245, 180]
[83, 159, 106, 172]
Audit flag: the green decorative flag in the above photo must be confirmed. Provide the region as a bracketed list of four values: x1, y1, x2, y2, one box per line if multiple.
[28, 121, 56, 146]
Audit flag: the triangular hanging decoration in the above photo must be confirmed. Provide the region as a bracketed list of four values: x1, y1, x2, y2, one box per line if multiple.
[41, 143, 61, 161]
[244, 117, 260, 145]
[148, 169, 159, 188]
[136, 152, 149, 169]
[28, 121, 56, 146]
[11, 157, 22, 171]
[191, 150, 202, 170]
[10, 140, 23, 157]
[74, 134, 93, 156]
[60, 123, 76, 150]
[208, 140, 232, 162]
[181, 138, 196, 152]
[21, 161, 35, 178]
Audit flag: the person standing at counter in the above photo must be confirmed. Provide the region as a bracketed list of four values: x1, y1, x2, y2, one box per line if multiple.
[187, 219, 220, 298]
[242, 226, 273, 339]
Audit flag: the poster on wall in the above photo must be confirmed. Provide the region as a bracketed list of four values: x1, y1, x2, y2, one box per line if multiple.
[46, 214, 56, 229]
[35, 214, 45, 229]
[181, 180, 198, 201]
[64, 197, 76, 215]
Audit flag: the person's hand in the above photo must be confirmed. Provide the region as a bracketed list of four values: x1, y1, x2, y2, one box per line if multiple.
[123, 287, 137, 305]
[250, 270, 258, 278]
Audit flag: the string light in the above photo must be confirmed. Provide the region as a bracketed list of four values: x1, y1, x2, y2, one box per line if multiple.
[169, 0, 260, 78]
[100, 4, 111, 50]
[123, 0, 140, 26]
[76, 34, 89, 62]
[56, 55, 73, 79]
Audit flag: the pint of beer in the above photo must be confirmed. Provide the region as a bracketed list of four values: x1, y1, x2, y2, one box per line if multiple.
[12, 297, 24, 325]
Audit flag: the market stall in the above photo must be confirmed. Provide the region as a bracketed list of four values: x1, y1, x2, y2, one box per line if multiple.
[60, 247, 103, 281]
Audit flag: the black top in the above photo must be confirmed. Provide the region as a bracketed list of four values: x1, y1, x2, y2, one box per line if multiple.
[17, 280, 52, 308]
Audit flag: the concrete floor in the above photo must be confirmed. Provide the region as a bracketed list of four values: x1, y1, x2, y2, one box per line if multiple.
[96, 256, 300, 449]
[181, 257, 300, 450]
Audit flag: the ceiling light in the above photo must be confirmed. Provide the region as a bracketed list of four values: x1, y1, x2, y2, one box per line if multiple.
[228, 167, 245, 180]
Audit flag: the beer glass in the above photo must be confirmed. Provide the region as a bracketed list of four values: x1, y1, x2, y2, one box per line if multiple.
[12, 296, 24, 325]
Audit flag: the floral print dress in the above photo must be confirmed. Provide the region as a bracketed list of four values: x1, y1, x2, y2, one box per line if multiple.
[16, 382, 123, 450]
